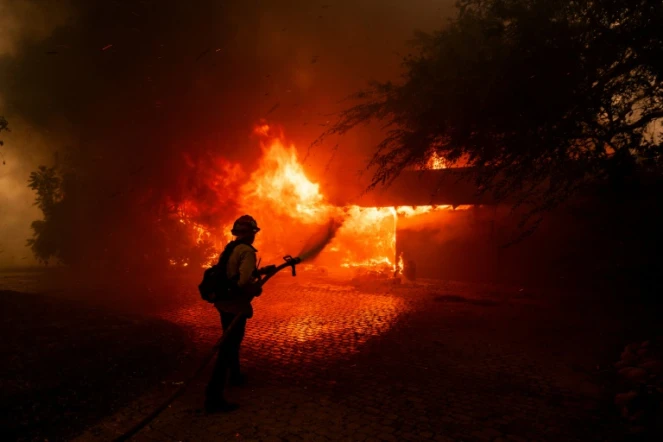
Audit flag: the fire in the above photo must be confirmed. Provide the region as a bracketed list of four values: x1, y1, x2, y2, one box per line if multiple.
[242, 128, 332, 223]
[170, 122, 470, 274]
[426, 151, 448, 170]
[330, 206, 397, 271]
[396, 205, 441, 217]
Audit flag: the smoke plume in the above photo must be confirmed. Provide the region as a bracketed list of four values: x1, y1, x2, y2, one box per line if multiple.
[0, 0, 456, 269]
[0, 0, 74, 57]
[0, 0, 75, 268]
[298, 218, 344, 262]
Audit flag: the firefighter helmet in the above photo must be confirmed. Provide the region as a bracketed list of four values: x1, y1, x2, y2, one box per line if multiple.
[231, 215, 261, 235]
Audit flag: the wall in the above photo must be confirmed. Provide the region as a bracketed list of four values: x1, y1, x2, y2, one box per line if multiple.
[395, 199, 660, 291]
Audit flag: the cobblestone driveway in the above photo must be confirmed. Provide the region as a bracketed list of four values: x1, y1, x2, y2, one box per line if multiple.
[76, 275, 624, 442]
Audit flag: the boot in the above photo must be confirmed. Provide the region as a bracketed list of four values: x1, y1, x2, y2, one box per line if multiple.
[205, 377, 238, 413]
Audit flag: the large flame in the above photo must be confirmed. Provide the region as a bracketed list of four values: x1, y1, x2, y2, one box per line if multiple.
[173, 123, 468, 273]
[426, 151, 448, 170]
[243, 129, 330, 222]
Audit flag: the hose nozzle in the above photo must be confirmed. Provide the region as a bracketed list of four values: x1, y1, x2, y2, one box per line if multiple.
[283, 255, 301, 276]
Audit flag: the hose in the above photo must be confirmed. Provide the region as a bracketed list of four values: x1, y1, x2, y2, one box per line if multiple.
[113, 258, 300, 441]
[113, 313, 244, 442]
[113, 220, 339, 440]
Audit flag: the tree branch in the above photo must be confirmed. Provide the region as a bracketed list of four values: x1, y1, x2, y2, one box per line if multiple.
[622, 110, 663, 132]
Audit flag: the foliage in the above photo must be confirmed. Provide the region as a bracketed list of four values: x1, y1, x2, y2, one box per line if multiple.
[28, 166, 63, 216]
[26, 166, 64, 264]
[323, 0, 663, 233]
[26, 161, 215, 269]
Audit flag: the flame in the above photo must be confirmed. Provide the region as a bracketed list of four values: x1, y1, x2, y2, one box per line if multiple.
[242, 133, 332, 223]
[170, 123, 471, 272]
[426, 152, 448, 170]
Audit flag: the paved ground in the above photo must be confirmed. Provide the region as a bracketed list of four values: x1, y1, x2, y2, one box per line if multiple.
[61, 273, 628, 442]
[0, 290, 189, 442]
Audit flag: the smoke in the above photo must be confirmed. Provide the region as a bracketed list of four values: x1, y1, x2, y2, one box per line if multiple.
[397, 208, 487, 243]
[223, 0, 457, 197]
[0, 0, 75, 269]
[0, 116, 64, 268]
[0, 0, 457, 269]
[0, 0, 74, 57]
[298, 218, 344, 262]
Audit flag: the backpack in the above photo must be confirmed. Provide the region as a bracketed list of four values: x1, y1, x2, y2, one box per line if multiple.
[198, 241, 241, 303]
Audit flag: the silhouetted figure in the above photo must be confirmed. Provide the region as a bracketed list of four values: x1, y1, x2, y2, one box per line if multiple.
[205, 215, 262, 413]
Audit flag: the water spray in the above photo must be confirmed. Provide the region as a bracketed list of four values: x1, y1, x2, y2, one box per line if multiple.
[297, 218, 343, 262]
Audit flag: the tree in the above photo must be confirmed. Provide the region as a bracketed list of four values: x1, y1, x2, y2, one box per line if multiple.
[322, 0, 663, 232]
[26, 160, 218, 270]
[27, 166, 65, 264]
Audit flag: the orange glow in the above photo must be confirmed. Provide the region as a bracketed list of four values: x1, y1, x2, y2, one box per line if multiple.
[242, 132, 333, 223]
[282, 293, 405, 346]
[158, 277, 409, 357]
[254, 123, 271, 137]
[171, 122, 471, 272]
[426, 151, 448, 170]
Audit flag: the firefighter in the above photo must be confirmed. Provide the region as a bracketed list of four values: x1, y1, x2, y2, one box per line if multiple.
[205, 215, 262, 413]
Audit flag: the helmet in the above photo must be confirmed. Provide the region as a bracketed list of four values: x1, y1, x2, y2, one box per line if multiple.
[231, 215, 261, 236]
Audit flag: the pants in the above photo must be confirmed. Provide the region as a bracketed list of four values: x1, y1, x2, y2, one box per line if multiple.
[205, 310, 247, 400]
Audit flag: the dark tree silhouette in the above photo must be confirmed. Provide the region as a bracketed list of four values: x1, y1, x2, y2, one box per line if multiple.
[27, 166, 65, 264]
[323, 0, 663, 231]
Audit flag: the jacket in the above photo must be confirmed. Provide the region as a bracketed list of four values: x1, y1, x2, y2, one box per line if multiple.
[214, 242, 260, 317]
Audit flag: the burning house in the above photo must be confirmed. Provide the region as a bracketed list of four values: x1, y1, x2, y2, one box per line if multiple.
[169, 122, 612, 288]
[171, 123, 477, 280]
